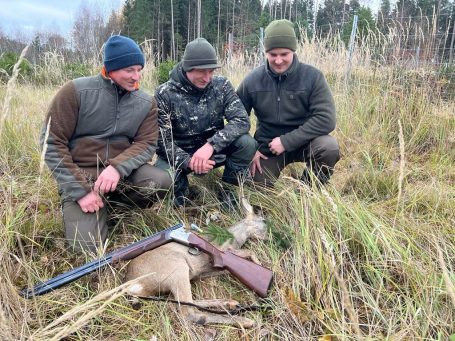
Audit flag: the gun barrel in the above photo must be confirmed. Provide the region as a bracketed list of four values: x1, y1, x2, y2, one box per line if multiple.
[21, 223, 184, 298]
[21, 256, 113, 298]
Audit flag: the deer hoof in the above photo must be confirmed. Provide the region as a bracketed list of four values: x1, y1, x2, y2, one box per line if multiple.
[129, 297, 142, 310]
[233, 316, 256, 329]
[225, 299, 240, 309]
[204, 328, 217, 340]
[188, 313, 208, 325]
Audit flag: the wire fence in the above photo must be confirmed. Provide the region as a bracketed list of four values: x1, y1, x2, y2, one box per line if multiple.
[316, 13, 455, 67]
[1, 12, 454, 98]
[221, 13, 454, 100]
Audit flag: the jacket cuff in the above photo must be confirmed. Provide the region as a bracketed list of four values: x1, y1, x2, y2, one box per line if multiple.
[280, 134, 297, 152]
[64, 186, 90, 202]
[206, 137, 220, 153]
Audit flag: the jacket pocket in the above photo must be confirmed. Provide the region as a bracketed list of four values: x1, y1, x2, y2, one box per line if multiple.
[108, 138, 132, 160]
[70, 137, 107, 167]
[281, 90, 309, 124]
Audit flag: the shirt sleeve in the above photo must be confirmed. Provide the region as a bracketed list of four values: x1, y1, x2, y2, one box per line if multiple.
[280, 72, 336, 152]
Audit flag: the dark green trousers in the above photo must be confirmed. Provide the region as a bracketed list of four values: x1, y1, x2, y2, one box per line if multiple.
[62, 163, 172, 253]
[253, 135, 340, 187]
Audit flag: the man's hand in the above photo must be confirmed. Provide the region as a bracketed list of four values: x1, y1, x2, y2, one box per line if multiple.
[250, 151, 268, 177]
[77, 191, 104, 213]
[189, 143, 215, 174]
[269, 137, 285, 155]
[94, 165, 121, 194]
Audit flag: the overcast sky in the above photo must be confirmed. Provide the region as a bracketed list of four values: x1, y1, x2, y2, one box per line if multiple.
[0, 0, 124, 40]
[1, 0, 387, 42]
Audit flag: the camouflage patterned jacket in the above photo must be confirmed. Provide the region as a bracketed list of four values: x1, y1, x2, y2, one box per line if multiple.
[155, 62, 250, 170]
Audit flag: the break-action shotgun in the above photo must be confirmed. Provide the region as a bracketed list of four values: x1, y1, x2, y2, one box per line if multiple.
[21, 223, 273, 298]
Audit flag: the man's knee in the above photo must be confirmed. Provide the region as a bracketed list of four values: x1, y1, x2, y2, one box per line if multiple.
[221, 135, 257, 184]
[130, 163, 173, 190]
[252, 154, 284, 187]
[310, 135, 340, 166]
[229, 134, 257, 162]
[62, 199, 107, 253]
[235, 134, 257, 152]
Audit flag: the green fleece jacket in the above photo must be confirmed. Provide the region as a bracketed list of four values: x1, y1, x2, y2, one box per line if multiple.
[236, 55, 336, 156]
[40, 74, 158, 201]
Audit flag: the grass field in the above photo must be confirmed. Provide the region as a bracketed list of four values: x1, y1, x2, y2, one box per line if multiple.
[0, 37, 454, 340]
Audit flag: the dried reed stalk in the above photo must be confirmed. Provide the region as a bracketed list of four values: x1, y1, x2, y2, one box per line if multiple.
[435, 239, 455, 307]
[397, 119, 405, 206]
[32, 272, 154, 341]
[0, 44, 30, 134]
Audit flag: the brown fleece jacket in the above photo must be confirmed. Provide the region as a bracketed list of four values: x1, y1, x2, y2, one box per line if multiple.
[41, 74, 158, 201]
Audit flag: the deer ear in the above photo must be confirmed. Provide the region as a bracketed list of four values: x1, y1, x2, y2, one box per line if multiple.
[241, 197, 254, 220]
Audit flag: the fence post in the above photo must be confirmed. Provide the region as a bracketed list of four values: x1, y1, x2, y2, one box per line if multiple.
[345, 15, 358, 88]
[227, 32, 234, 64]
[415, 46, 420, 67]
[259, 27, 265, 65]
[449, 19, 455, 64]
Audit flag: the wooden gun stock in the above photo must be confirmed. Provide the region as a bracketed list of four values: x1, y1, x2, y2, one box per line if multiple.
[186, 233, 273, 298]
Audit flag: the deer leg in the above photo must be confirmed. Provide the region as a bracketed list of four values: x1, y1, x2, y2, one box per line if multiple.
[192, 298, 239, 310]
[168, 265, 209, 325]
[193, 312, 256, 328]
[169, 268, 255, 328]
[226, 248, 262, 265]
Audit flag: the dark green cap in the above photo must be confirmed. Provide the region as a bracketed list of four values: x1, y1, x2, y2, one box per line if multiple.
[264, 19, 297, 52]
[182, 38, 221, 71]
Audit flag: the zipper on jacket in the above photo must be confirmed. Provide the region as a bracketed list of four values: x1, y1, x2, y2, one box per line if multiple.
[276, 75, 282, 122]
[106, 87, 121, 163]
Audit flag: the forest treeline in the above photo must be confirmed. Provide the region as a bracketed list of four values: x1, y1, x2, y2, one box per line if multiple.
[0, 0, 454, 82]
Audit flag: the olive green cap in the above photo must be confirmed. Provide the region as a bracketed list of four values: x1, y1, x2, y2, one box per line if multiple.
[264, 19, 297, 52]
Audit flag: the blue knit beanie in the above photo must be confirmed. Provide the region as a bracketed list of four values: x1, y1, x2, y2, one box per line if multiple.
[104, 35, 145, 72]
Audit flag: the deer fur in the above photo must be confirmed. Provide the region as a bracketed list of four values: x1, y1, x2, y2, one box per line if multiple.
[124, 198, 267, 328]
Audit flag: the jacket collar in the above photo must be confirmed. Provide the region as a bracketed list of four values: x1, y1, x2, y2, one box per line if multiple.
[170, 62, 212, 95]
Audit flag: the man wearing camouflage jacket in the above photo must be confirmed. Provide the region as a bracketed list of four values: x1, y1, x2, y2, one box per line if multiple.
[155, 38, 256, 206]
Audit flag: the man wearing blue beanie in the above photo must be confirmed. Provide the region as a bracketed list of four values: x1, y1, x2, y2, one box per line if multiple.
[40, 35, 172, 253]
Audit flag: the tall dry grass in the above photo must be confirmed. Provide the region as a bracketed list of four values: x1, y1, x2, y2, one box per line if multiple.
[0, 30, 454, 340]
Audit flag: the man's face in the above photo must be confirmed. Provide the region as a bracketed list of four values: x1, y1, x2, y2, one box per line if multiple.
[109, 65, 142, 91]
[266, 48, 294, 74]
[186, 68, 215, 89]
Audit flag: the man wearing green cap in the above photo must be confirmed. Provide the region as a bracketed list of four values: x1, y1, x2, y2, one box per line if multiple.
[155, 37, 256, 207]
[237, 19, 340, 187]
[41, 35, 172, 253]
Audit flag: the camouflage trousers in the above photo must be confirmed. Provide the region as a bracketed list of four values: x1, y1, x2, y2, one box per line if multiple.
[156, 134, 257, 205]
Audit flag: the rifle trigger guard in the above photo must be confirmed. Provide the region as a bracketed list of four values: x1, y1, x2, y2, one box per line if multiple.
[188, 247, 202, 256]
